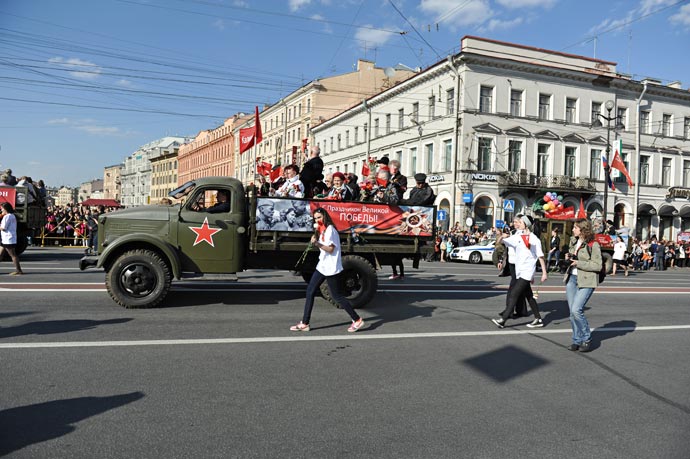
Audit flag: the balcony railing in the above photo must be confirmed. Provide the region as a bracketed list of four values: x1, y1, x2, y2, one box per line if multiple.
[498, 172, 596, 191]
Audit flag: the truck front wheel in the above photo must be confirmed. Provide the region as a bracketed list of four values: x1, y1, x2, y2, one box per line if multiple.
[105, 249, 171, 308]
[320, 255, 377, 309]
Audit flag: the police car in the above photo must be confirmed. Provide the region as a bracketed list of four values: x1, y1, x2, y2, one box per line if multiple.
[449, 239, 496, 264]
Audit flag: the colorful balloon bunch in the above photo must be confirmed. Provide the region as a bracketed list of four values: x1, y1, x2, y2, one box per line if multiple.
[541, 191, 565, 212]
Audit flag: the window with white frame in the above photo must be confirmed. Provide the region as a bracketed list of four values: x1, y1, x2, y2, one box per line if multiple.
[565, 98, 577, 123]
[640, 110, 650, 134]
[662, 114, 672, 136]
[443, 139, 452, 172]
[591, 102, 602, 123]
[363, 123, 368, 141]
[683, 160, 690, 187]
[398, 108, 404, 130]
[354, 126, 359, 144]
[385, 114, 391, 134]
[428, 96, 436, 119]
[685, 117, 690, 139]
[510, 89, 523, 117]
[640, 155, 650, 184]
[425, 143, 434, 174]
[661, 157, 672, 186]
[538, 94, 551, 120]
[589, 148, 601, 180]
[412, 103, 419, 123]
[345, 130, 350, 147]
[395, 150, 402, 165]
[508, 140, 521, 172]
[374, 118, 379, 138]
[446, 89, 454, 115]
[307, 99, 311, 112]
[410, 147, 417, 175]
[480, 86, 493, 113]
[330, 137, 333, 153]
[617, 107, 627, 130]
[477, 138, 492, 171]
[563, 146, 577, 177]
[537, 143, 550, 176]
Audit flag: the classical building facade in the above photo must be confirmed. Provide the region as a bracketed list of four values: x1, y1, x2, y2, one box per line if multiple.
[234, 59, 415, 183]
[150, 150, 178, 203]
[120, 136, 191, 207]
[103, 164, 122, 202]
[178, 116, 243, 185]
[55, 186, 78, 207]
[312, 36, 690, 240]
[78, 179, 103, 203]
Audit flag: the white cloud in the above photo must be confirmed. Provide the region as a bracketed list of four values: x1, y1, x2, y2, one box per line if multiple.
[232, 0, 249, 6]
[47, 118, 70, 125]
[212, 19, 225, 30]
[670, 3, 690, 27]
[289, 0, 311, 11]
[495, 0, 556, 8]
[27, 161, 41, 166]
[354, 25, 397, 47]
[48, 57, 102, 80]
[588, 0, 684, 36]
[311, 14, 333, 33]
[478, 16, 524, 32]
[74, 125, 121, 136]
[420, 0, 493, 27]
[639, 0, 676, 16]
[115, 79, 133, 87]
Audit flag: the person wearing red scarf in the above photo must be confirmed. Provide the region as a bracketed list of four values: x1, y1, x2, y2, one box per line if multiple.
[492, 214, 548, 329]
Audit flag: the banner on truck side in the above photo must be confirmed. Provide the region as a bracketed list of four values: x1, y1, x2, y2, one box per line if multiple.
[0, 187, 16, 206]
[256, 198, 435, 236]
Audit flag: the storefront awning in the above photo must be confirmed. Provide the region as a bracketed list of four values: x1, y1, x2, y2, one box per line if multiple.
[658, 204, 678, 217]
[679, 205, 690, 218]
[638, 203, 656, 215]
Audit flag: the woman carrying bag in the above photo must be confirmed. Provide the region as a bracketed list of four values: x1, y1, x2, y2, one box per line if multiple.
[564, 219, 602, 353]
[290, 208, 365, 333]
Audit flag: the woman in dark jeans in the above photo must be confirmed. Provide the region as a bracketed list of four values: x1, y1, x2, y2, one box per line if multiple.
[290, 208, 365, 333]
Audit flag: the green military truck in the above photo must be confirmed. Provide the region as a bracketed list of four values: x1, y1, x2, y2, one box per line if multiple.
[0, 185, 46, 254]
[80, 177, 436, 309]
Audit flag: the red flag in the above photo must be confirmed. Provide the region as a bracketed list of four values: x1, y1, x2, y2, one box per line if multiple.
[361, 160, 370, 177]
[376, 177, 388, 187]
[269, 166, 282, 182]
[239, 106, 262, 155]
[545, 207, 576, 220]
[577, 197, 586, 219]
[611, 140, 634, 187]
[256, 161, 272, 176]
[301, 138, 308, 152]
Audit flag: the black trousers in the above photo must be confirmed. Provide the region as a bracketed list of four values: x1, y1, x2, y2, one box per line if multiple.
[507, 264, 528, 316]
[500, 278, 541, 321]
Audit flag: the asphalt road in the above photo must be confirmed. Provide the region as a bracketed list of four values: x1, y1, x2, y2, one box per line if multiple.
[1, 247, 689, 458]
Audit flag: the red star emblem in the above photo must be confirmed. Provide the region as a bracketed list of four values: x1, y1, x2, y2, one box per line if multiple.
[189, 217, 221, 247]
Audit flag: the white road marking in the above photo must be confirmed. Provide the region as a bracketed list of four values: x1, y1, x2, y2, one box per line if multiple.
[1, 325, 689, 349]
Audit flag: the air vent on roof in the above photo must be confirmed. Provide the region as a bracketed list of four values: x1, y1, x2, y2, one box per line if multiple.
[667, 81, 682, 89]
[641, 77, 662, 85]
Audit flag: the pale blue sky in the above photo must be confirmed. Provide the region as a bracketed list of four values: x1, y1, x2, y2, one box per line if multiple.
[1, 0, 688, 186]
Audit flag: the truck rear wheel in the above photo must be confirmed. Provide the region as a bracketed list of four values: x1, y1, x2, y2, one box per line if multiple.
[105, 249, 171, 308]
[320, 255, 377, 309]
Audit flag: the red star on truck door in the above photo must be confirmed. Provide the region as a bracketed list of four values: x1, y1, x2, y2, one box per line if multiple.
[189, 217, 222, 247]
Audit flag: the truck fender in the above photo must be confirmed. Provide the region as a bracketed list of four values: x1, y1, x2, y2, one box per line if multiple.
[97, 233, 182, 279]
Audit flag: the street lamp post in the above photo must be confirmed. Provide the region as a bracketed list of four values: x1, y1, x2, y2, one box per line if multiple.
[592, 99, 625, 226]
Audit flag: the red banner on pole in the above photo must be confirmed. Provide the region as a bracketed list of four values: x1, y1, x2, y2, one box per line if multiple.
[239, 106, 263, 155]
[545, 206, 575, 220]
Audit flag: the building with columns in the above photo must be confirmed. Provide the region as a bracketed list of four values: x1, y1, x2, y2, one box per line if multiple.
[312, 36, 690, 240]
[178, 115, 245, 186]
[120, 136, 191, 207]
[234, 59, 416, 183]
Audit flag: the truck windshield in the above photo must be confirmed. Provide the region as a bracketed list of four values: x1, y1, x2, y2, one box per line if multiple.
[169, 181, 196, 200]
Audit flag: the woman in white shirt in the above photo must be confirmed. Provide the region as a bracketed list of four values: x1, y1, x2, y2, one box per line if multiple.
[290, 208, 364, 332]
[0, 202, 24, 275]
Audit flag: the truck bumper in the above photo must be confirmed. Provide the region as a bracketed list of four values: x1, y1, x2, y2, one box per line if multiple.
[79, 255, 99, 271]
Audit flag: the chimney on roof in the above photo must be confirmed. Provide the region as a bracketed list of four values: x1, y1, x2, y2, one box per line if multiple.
[357, 59, 374, 72]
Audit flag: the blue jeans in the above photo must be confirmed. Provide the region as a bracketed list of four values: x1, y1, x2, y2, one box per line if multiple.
[566, 274, 594, 345]
[547, 250, 560, 270]
[303, 271, 360, 325]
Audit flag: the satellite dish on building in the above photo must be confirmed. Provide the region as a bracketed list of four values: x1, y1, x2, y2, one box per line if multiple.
[384, 67, 396, 78]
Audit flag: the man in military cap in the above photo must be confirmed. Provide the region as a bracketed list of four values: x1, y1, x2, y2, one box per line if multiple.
[403, 173, 435, 206]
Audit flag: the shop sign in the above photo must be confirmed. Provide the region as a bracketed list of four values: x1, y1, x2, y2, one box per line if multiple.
[471, 173, 497, 182]
[666, 187, 690, 200]
[428, 174, 445, 183]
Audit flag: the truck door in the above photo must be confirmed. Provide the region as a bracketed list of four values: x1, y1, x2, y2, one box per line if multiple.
[177, 187, 243, 273]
